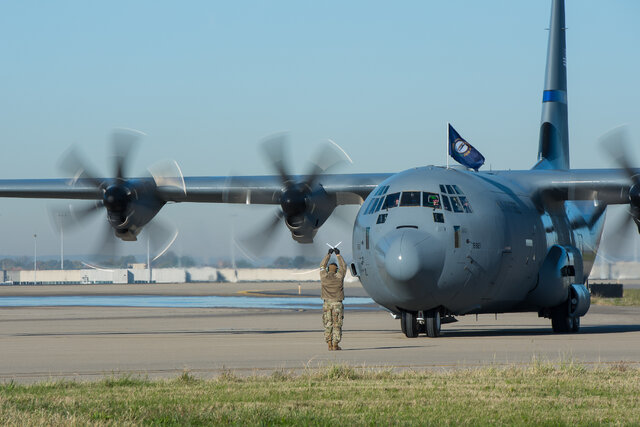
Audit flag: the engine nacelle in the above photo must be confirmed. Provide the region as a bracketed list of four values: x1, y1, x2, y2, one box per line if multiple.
[105, 179, 165, 241]
[283, 185, 336, 244]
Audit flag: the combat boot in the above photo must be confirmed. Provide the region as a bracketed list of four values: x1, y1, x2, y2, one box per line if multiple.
[333, 342, 342, 351]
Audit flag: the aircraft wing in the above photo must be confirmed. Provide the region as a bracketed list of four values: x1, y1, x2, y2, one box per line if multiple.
[0, 173, 391, 205]
[493, 169, 632, 205]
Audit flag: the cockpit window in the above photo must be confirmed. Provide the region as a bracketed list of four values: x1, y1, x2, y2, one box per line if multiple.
[400, 191, 421, 206]
[373, 197, 385, 213]
[423, 192, 441, 209]
[374, 185, 390, 196]
[364, 198, 377, 215]
[453, 185, 463, 195]
[450, 196, 464, 213]
[371, 198, 384, 214]
[445, 185, 455, 194]
[383, 192, 401, 209]
[441, 194, 452, 211]
[459, 196, 473, 213]
[439, 184, 446, 193]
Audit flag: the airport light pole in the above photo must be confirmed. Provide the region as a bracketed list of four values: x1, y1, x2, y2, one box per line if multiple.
[57, 212, 68, 270]
[147, 237, 151, 284]
[33, 233, 37, 284]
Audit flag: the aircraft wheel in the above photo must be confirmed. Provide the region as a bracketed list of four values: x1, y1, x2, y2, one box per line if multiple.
[401, 312, 419, 338]
[425, 309, 441, 338]
[571, 316, 580, 333]
[551, 310, 573, 333]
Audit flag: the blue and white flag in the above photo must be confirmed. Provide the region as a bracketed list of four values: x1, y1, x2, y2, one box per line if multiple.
[448, 124, 485, 171]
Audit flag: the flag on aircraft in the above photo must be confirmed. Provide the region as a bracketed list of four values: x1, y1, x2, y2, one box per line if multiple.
[448, 124, 485, 171]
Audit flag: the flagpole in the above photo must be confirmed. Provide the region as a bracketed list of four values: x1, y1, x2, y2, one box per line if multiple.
[446, 122, 450, 169]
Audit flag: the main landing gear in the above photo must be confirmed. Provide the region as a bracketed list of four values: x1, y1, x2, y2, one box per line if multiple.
[401, 309, 442, 338]
[551, 307, 581, 333]
[546, 284, 590, 334]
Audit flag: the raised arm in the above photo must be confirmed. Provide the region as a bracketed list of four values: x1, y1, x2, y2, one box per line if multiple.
[319, 253, 330, 280]
[336, 254, 347, 280]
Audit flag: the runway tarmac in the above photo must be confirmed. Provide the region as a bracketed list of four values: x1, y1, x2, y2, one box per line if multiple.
[1, 282, 640, 382]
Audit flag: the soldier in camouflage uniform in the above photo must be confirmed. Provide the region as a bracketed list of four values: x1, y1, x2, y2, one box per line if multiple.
[320, 247, 347, 350]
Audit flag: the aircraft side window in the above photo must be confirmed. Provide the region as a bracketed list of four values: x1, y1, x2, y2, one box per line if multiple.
[376, 185, 389, 196]
[445, 185, 455, 194]
[423, 192, 441, 209]
[383, 192, 401, 209]
[363, 198, 377, 215]
[439, 184, 446, 193]
[441, 195, 452, 211]
[453, 185, 463, 195]
[400, 191, 421, 206]
[450, 196, 464, 213]
[368, 198, 382, 214]
[373, 197, 385, 213]
[376, 213, 387, 224]
[433, 212, 444, 223]
[375, 185, 388, 196]
[459, 196, 473, 213]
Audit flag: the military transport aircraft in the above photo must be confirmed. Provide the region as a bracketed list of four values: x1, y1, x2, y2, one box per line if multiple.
[0, 0, 636, 337]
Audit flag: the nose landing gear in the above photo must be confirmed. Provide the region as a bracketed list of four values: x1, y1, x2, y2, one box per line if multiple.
[401, 309, 442, 338]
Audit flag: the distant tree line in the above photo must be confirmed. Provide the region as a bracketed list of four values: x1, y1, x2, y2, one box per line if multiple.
[0, 252, 319, 270]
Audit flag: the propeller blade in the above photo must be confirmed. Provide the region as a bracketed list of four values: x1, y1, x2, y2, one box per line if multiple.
[88, 221, 120, 267]
[50, 201, 103, 230]
[58, 146, 103, 188]
[304, 139, 352, 188]
[261, 132, 292, 185]
[601, 126, 640, 186]
[111, 128, 144, 181]
[146, 219, 179, 262]
[148, 159, 186, 196]
[237, 209, 284, 256]
[586, 203, 607, 229]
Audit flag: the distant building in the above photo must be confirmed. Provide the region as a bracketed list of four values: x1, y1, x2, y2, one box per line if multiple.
[0, 266, 361, 284]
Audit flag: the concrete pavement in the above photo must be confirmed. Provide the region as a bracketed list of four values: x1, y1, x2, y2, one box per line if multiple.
[1, 285, 640, 382]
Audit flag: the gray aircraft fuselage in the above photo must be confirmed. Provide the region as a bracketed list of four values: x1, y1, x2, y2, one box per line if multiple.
[352, 166, 604, 316]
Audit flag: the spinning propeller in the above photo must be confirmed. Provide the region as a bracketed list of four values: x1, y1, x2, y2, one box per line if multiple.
[52, 129, 181, 266]
[234, 133, 353, 257]
[601, 126, 640, 241]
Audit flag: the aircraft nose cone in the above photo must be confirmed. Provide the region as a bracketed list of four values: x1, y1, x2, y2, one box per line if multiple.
[381, 229, 444, 284]
[384, 233, 422, 282]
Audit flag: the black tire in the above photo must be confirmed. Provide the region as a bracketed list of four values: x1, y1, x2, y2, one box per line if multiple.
[425, 309, 441, 338]
[571, 316, 580, 333]
[551, 310, 573, 333]
[401, 312, 419, 338]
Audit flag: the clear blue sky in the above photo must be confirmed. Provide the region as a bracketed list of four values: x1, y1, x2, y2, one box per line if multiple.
[0, 1, 638, 260]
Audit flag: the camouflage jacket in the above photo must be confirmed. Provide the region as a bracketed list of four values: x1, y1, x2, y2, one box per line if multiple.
[320, 253, 347, 302]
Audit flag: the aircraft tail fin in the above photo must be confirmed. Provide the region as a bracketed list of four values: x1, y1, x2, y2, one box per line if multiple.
[535, 0, 569, 170]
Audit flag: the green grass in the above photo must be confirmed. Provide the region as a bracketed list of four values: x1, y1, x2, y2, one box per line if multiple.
[1, 364, 639, 425]
[592, 288, 640, 306]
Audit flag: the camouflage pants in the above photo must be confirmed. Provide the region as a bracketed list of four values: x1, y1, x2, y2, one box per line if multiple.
[323, 301, 344, 344]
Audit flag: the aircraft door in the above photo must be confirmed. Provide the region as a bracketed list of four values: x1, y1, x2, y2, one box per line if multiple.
[484, 198, 538, 303]
[353, 223, 371, 279]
